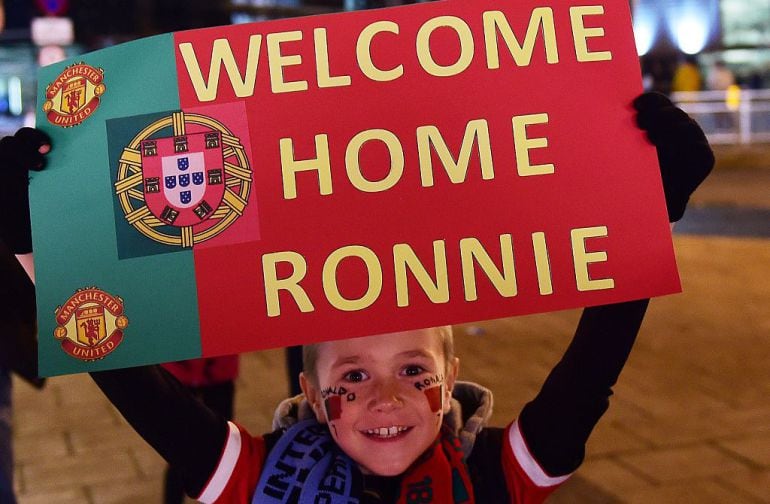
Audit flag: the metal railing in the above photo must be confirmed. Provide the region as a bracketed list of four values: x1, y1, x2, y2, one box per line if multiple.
[671, 89, 770, 145]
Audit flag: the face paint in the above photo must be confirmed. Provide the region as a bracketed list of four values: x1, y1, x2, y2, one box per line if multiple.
[324, 395, 342, 421]
[414, 373, 445, 413]
[322, 386, 347, 398]
[423, 384, 444, 413]
[414, 373, 444, 392]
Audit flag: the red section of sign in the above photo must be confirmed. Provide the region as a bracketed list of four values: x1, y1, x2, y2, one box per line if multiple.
[178, 0, 681, 356]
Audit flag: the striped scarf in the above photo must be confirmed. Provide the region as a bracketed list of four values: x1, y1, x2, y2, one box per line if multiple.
[253, 419, 474, 504]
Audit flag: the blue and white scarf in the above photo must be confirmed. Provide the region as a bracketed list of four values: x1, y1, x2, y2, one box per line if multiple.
[253, 419, 362, 504]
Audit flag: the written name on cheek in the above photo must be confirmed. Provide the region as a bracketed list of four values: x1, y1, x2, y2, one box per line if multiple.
[178, 6, 612, 101]
[322, 386, 357, 402]
[262, 226, 615, 317]
[321, 385, 349, 398]
[414, 374, 444, 391]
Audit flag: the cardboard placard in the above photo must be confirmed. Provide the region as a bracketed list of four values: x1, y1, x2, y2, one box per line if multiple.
[33, 0, 679, 376]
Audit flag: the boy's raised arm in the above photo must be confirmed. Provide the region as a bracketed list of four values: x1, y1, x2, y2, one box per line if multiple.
[90, 366, 229, 496]
[517, 93, 714, 477]
[518, 298, 649, 476]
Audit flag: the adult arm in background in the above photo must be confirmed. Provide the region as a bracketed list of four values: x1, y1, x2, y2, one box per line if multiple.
[0, 129, 49, 386]
[517, 92, 715, 476]
[0, 238, 43, 387]
[0, 128, 227, 497]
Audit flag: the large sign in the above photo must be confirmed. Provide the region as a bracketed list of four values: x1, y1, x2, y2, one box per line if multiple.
[33, 0, 680, 376]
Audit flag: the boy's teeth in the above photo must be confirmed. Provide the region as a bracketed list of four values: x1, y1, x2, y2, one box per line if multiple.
[365, 426, 407, 437]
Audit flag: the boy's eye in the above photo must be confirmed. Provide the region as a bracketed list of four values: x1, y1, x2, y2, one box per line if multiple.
[402, 365, 426, 377]
[343, 370, 368, 383]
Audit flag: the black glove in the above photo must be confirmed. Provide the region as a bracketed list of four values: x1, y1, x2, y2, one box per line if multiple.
[633, 92, 714, 222]
[0, 127, 52, 253]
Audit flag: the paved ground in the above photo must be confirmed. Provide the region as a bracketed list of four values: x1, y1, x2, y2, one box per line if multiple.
[10, 151, 770, 503]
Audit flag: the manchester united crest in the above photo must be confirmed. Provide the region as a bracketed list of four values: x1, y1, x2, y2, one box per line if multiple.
[114, 111, 251, 247]
[54, 287, 129, 362]
[42, 62, 106, 127]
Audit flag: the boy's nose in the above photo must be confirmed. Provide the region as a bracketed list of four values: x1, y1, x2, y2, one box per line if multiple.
[368, 380, 404, 413]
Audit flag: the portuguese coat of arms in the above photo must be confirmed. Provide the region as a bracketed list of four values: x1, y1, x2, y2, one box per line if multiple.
[114, 111, 252, 247]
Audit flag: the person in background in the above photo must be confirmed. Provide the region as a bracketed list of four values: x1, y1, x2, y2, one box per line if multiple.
[707, 60, 737, 131]
[671, 54, 703, 93]
[707, 60, 735, 92]
[0, 362, 17, 504]
[285, 347, 303, 396]
[0, 129, 50, 504]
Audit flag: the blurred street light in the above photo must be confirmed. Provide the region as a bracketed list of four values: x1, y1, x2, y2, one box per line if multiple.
[665, 0, 719, 55]
[632, 1, 659, 56]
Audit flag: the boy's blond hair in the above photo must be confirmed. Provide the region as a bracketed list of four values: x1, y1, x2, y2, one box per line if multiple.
[302, 326, 455, 386]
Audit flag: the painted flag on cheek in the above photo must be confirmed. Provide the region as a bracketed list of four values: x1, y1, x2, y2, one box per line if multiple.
[325, 396, 343, 422]
[424, 385, 444, 413]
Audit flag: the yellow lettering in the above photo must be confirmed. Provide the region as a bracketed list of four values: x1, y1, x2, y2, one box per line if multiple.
[571, 226, 614, 291]
[394, 241, 449, 307]
[460, 235, 517, 301]
[512, 113, 555, 176]
[483, 8, 559, 69]
[417, 119, 494, 187]
[322, 246, 383, 311]
[178, 36, 262, 102]
[357, 21, 403, 82]
[531, 231, 553, 295]
[262, 251, 315, 317]
[267, 31, 309, 93]
[570, 6, 612, 62]
[314, 28, 352, 88]
[279, 134, 332, 199]
[345, 129, 405, 193]
[416, 16, 474, 77]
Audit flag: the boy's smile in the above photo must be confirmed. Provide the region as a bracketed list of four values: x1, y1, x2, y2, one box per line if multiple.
[301, 328, 458, 476]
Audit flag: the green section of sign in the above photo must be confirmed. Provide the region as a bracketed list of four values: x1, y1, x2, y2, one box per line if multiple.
[33, 34, 202, 376]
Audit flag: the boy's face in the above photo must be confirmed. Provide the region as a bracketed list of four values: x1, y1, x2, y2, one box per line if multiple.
[300, 329, 459, 476]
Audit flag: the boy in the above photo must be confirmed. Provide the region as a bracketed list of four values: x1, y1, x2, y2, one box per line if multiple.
[0, 93, 713, 502]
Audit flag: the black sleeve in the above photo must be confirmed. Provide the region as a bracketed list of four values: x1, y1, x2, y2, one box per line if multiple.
[0, 171, 32, 253]
[518, 299, 649, 476]
[90, 365, 229, 498]
[0, 238, 44, 387]
[466, 427, 511, 503]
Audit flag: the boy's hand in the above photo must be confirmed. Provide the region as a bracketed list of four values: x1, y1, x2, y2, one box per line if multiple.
[0, 127, 52, 253]
[633, 92, 714, 222]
